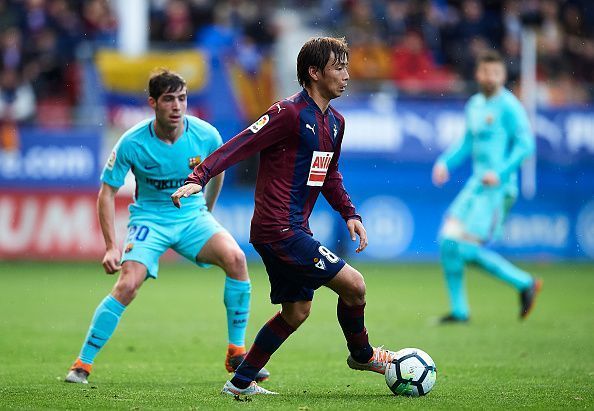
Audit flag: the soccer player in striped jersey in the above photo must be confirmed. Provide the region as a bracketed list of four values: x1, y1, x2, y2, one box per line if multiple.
[432, 51, 542, 324]
[64, 69, 268, 384]
[172, 37, 397, 396]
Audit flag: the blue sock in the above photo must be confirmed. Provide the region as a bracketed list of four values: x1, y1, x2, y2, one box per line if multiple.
[79, 295, 126, 364]
[440, 238, 470, 319]
[474, 247, 533, 291]
[223, 277, 251, 347]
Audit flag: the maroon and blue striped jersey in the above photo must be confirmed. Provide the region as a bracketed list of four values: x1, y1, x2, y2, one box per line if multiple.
[186, 89, 361, 244]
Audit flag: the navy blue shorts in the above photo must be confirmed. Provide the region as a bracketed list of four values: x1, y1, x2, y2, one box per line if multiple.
[253, 230, 346, 304]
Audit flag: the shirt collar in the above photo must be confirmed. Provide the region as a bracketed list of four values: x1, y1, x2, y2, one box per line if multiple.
[300, 88, 329, 115]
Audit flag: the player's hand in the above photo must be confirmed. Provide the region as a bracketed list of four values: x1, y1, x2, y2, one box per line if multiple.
[432, 163, 449, 187]
[171, 183, 203, 208]
[102, 247, 122, 274]
[347, 218, 368, 253]
[481, 170, 500, 187]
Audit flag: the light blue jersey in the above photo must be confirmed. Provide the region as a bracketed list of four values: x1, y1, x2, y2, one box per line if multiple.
[437, 89, 535, 240]
[101, 116, 222, 223]
[437, 88, 535, 198]
[435, 89, 537, 319]
[101, 115, 224, 277]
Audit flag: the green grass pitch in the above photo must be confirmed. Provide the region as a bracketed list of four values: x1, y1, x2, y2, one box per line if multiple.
[0, 260, 592, 409]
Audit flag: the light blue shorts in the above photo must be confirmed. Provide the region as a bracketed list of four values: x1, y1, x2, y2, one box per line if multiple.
[447, 180, 511, 241]
[121, 207, 225, 278]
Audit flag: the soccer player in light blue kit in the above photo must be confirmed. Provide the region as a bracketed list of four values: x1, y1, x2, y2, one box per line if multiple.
[65, 70, 268, 383]
[432, 51, 542, 323]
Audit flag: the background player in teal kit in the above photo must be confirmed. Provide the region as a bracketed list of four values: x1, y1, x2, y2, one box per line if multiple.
[65, 70, 268, 383]
[432, 51, 542, 323]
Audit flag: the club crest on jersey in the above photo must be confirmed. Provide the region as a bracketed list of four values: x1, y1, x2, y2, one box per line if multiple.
[188, 155, 202, 169]
[307, 151, 334, 187]
[249, 114, 269, 133]
[486, 114, 494, 124]
[125, 243, 134, 253]
[106, 150, 117, 170]
[313, 257, 326, 270]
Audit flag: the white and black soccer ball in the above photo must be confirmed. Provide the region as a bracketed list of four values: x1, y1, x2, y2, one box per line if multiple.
[385, 348, 436, 397]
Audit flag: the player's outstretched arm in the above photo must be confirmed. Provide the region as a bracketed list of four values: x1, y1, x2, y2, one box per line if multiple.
[347, 218, 368, 253]
[97, 183, 122, 274]
[171, 183, 203, 208]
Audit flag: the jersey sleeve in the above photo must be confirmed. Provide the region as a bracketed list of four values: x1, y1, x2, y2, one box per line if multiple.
[436, 104, 472, 171]
[321, 121, 362, 223]
[187, 103, 294, 187]
[100, 136, 132, 189]
[497, 99, 535, 180]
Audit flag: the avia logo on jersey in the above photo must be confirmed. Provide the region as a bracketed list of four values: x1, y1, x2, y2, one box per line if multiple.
[307, 151, 334, 187]
[188, 155, 201, 169]
[106, 150, 117, 170]
[249, 114, 269, 133]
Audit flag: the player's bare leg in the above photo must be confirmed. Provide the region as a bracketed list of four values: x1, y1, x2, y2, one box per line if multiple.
[326, 264, 396, 375]
[197, 232, 270, 381]
[66, 262, 147, 383]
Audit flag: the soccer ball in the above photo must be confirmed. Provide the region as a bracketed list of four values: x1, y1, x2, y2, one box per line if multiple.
[385, 348, 436, 397]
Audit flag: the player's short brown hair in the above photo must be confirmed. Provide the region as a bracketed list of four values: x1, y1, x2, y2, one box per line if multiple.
[297, 37, 349, 87]
[148, 69, 186, 100]
[476, 50, 504, 66]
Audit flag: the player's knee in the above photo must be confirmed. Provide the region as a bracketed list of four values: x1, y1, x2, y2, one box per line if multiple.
[112, 280, 138, 305]
[342, 272, 366, 306]
[112, 274, 142, 305]
[290, 307, 310, 328]
[220, 248, 247, 278]
[440, 237, 459, 258]
[281, 305, 311, 329]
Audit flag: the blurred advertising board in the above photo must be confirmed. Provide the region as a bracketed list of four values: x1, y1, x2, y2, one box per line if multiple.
[334, 95, 594, 162]
[0, 128, 102, 189]
[0, 186, 591, 261]
[0, 192, 129, 260]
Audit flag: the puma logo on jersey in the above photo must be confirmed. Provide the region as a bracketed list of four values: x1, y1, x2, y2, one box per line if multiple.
[275, 103, 286, 113]
[306, 123, 316, 134]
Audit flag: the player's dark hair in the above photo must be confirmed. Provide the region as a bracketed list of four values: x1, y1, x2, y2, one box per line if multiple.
[297, 37, 349, 87]
[476, 50, 504, 66]
[148, 69, 186, 100]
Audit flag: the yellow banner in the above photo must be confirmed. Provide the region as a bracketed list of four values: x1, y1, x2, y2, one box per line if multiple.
[96, 49, 208, 93]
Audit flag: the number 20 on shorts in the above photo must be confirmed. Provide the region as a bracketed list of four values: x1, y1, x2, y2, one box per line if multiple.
[127, 225, 150, 242]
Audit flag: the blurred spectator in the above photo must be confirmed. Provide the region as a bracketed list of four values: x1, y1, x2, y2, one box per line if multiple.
[340, 0, 381, 46]
[0, 68, 35, 123]
[502, 0, 523, 41]
[1, 26, 23, 71]
[391, 30, 457, 94]
[382, 0, 408, 44]
[81, 0, 117, 44]
[502, 34, 521, 87]
[160, 0, 195, 43]
[561, 2, 594, 83]
[535, 0, 563, 87]
[0, 68, 35, 150]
